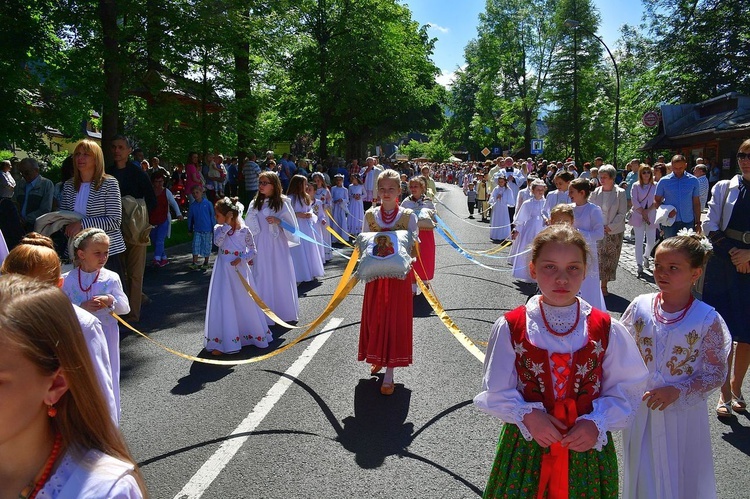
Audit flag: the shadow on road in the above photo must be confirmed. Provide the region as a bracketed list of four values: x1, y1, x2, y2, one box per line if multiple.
[719, 412, 750, 456]
[339, 377, 414, 468]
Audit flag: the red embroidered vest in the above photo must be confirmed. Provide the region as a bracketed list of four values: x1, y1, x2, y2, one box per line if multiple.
[505, 304, 610, 416]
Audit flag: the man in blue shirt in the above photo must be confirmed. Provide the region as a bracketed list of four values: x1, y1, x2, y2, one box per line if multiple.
[654, 154, 702, 238]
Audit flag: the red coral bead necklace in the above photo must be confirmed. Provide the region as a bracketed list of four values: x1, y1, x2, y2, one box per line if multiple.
[539, 297, 581, 337]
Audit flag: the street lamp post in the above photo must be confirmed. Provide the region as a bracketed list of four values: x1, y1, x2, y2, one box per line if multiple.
[565, 19, 620, 169]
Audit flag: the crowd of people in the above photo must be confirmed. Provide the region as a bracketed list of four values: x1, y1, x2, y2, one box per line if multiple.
[0, 135, 748, 498]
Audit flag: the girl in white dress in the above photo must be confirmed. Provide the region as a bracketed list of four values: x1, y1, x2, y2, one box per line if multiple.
[489, 173, 515, 241]
[287, 175, 325, 283]
[348, 174, 365, 236]
[307, 182, 329, 264]
[621, 232, 731, 499]
[205, 197, 272, 355]
[568, 178, 606, 311]
[330, 174, 349, 241]
[542, 171, 574, 220]
[244, 172, 299, 324]
[61, 228, 129, 416]
[0, 275, 145, 497]
[312, 173, 333, 261]
[511, 179, 547, 282]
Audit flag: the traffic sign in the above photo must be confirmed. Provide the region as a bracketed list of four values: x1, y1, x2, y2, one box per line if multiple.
[530, 139, 543, 155]
[642, 111, 659, 127]
[481, 147, 491, 157]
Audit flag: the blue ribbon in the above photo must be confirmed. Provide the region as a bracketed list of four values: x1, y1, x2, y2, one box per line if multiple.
[279, 220, 352, 260]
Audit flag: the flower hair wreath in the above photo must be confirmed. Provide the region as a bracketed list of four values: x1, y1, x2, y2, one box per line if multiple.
[72, 228, 107, 251]
[676, 227, 713, 252]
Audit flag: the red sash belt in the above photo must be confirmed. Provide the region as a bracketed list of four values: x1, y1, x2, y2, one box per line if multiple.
[537, 398, 578, 499]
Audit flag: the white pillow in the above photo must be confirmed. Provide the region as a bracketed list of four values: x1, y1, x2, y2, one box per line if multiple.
[355, 230, 414, 282]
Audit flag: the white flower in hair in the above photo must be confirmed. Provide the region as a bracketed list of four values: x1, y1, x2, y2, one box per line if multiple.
[676, 227, 713, 252]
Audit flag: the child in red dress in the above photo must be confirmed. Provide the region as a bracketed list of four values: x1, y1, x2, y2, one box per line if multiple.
[358, 170, 418, 395]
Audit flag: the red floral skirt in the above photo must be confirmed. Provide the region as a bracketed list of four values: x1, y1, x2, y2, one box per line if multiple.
[358, 276, 413, 367]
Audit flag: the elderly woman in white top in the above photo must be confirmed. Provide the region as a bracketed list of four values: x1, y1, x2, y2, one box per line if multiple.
[60, 140, 125, 259]
[589, 164, 628, 296]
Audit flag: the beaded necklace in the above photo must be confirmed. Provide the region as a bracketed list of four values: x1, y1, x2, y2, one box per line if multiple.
[77, 268, 100, 295]
[380, 203, 399, 225]
[21, 432, 62, 499]
[652, 292, 694, 325]
[539, 297, 581, 337]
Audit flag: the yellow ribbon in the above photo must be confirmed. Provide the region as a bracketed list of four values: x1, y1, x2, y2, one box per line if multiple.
[441, 227, 513, 257]
[326, 225, 355, 248]
[112, 247, 361, 365]
[414, 272, 486, 364]
[325, 208, 356, 241]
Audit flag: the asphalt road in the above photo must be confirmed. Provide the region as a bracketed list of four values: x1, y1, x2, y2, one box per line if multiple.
[121, 182, 750, 498]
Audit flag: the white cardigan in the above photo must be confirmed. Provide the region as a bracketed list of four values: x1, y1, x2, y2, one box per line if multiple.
[703, 174, 743, 233]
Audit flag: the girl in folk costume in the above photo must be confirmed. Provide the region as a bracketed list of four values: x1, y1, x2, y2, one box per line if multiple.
[489, 172, 515, 241]
[568, 178, 606, 311]
[475, 224, 648, 499]
[330, 174, 350, 241]
[307, 182, 329, 265]
[205, 197, 272, 355]
[621, 233, 731, 499]
[401, 176, 437, 291]
[347, 173, 365, 236]
[511, 179, 547, 282]
[312, 172, 333, 261]
[61, 228, 129, 417]
[287, 175, 325, 283]
[359, 170, 419, 395]
[542, 171, 575, 221]
[244, 172, 300, 324]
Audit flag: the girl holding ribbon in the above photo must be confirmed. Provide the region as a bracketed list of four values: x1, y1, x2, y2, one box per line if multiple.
[475, 224, 648, 499]
[244, 172, 299, 325]
[205, 197, 272, 355]
[401, 176, 436, 292]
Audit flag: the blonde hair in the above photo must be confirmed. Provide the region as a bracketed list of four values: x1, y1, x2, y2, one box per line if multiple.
[73, 139, 107, 191]
[0, 275, 147, 494]
[377, 169, 401, 188]
[550, 204, 575, 224]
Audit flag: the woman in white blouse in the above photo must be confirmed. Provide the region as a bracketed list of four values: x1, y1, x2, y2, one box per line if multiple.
[589, 165, 628, 297]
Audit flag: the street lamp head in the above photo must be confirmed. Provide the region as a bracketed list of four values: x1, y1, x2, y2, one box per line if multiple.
[564, 19, 581, 29]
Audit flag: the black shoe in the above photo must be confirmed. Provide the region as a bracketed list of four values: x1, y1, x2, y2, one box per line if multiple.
[468, 215, 475, 219]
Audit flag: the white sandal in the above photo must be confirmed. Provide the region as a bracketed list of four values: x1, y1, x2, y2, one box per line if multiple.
[717, 399, 734, 419]
[731, 392, 747, 413]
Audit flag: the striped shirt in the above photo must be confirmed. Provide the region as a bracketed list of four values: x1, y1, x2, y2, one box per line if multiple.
[60, 176, 126, 255]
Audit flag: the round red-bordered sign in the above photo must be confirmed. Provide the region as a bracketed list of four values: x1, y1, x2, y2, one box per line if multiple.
[642, 111, 659, 127]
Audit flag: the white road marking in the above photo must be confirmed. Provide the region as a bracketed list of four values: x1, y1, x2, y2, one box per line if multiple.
[174, 318, 343, 498]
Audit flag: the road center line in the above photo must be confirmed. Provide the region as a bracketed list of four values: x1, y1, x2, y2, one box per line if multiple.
[174, 318, 343, 499]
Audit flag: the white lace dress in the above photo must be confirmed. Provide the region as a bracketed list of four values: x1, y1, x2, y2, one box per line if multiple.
[572, 202, 606, 311]
[620, 294, 731, 499]
[511, 198, 546, 282]
[38, 448, 140, 498]
[474, 296, 648, 447]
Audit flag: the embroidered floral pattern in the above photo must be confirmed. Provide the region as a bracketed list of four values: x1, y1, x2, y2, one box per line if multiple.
[634, 316, 653, 364]
[517, 357, 546, 396]
[667, 329, 700, 376]
[571, 356, 602, 398]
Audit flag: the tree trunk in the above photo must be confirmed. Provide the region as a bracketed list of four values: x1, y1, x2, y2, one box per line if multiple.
[99, 0, 122, 165]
